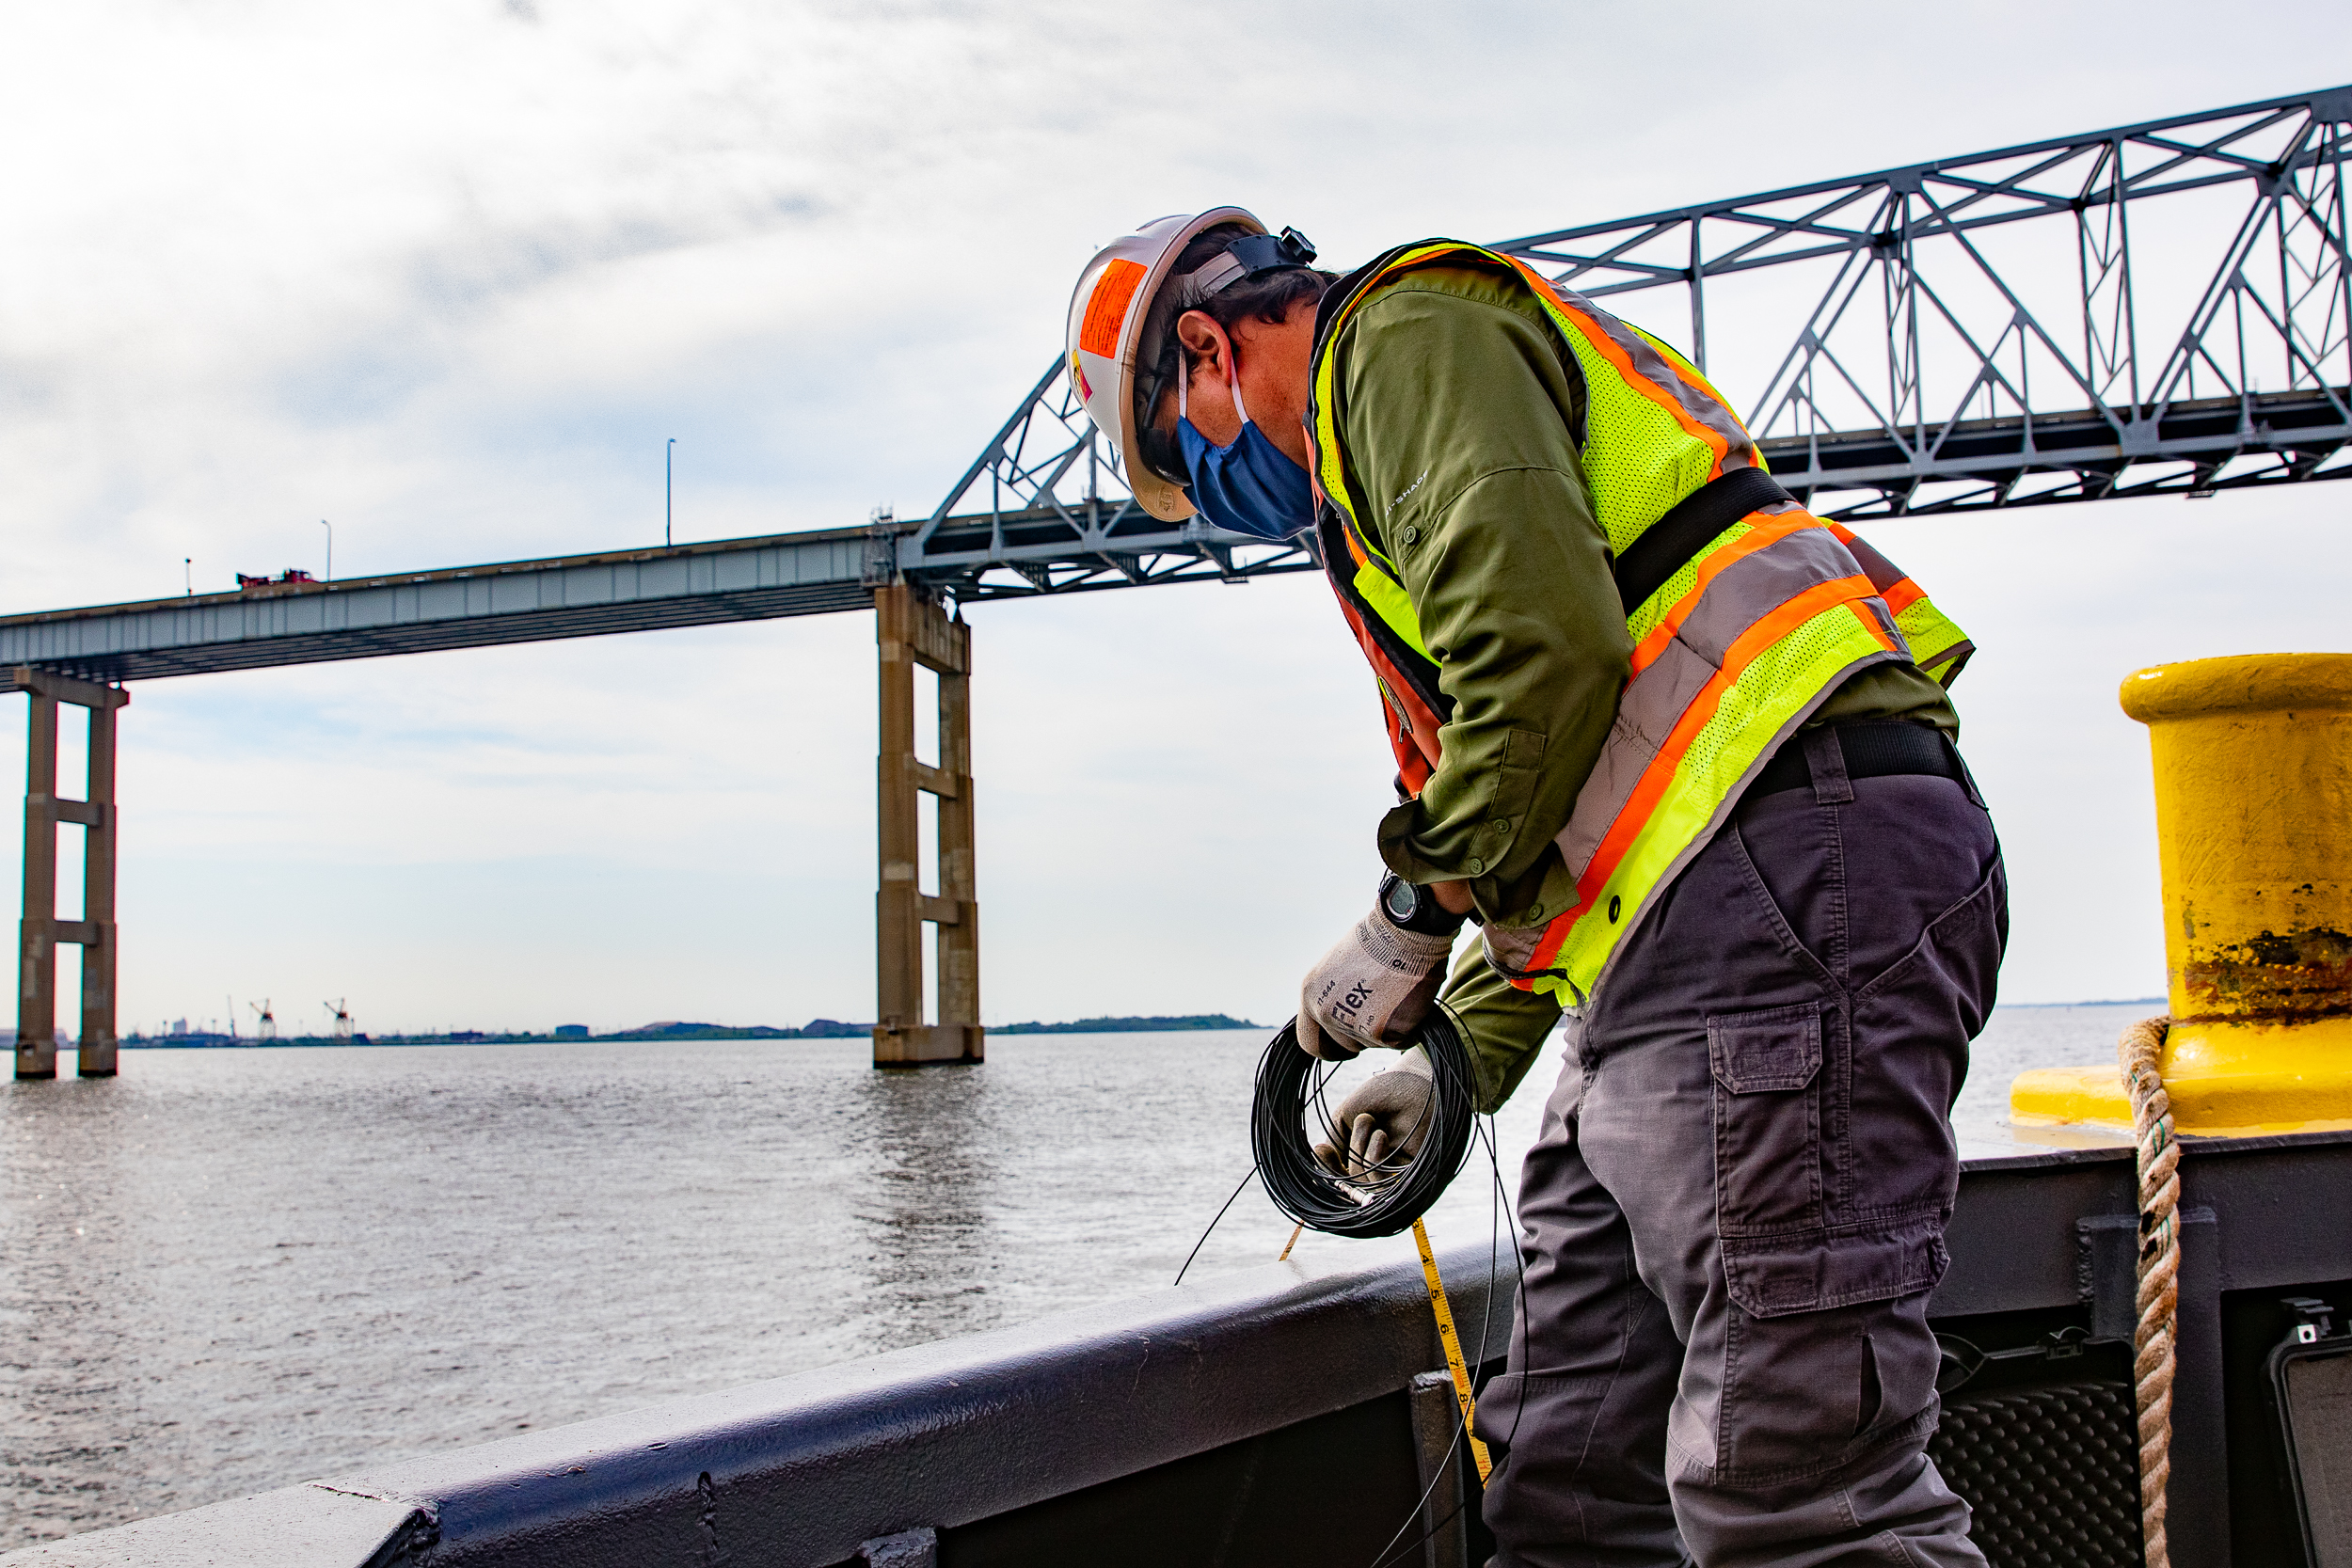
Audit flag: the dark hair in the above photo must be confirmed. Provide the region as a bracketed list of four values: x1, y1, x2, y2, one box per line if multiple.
[1134, 224, 1334, 483]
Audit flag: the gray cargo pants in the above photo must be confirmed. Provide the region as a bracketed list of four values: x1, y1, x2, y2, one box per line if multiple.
[1474, 725, 2006, 1567]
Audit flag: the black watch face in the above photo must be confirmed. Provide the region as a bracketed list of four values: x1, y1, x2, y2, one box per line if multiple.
[1382, 879, 1419, 924]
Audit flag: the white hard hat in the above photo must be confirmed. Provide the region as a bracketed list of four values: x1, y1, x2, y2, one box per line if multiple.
[1064, 209, 1317, 523]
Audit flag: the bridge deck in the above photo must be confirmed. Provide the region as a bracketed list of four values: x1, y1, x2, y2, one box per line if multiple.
[7, 383, 2346, 684]
[0, 524, 881, 684]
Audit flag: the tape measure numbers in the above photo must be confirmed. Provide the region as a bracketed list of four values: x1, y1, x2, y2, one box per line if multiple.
[1412, 1217, 1494, 1482]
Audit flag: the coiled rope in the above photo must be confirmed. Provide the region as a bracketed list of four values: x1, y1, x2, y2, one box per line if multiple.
[2119, 1014, 2179, 1568]
[1252, 1013, 1477, 1240]
[1253, 1013, 1494, 1482]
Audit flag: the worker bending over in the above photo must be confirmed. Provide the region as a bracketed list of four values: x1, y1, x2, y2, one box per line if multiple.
[1066, 210, 2002, 1567]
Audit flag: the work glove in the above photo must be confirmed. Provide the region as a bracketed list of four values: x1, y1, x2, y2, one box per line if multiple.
[1312, 1047, 1436, 1183]
[1296, 906, 1454, 1060]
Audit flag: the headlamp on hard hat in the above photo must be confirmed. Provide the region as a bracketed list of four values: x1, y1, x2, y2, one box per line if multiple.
[1172, 228, 1319, 301]
[1133, 226, 1320, 483]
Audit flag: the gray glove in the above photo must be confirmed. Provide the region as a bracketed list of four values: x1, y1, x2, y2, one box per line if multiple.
[1297, 905, 1454, 1060]
[1312, 1047, 1437, 1182]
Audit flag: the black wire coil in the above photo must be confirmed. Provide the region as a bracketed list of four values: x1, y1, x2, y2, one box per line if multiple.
[1252, 1011, 1477, 1239]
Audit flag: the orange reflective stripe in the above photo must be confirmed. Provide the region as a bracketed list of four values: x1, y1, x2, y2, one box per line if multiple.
[1503, 258, 1729, 476]
[1309, 239, 1973, 1005]
[1550, 573, 1878, 956]
[1388, 705, 1434, 794]
[1826, 523, 1928, 619]
[1719, 573, 1880, 686]
[1627, 514, 1816, 675]
[1327, 551, 1444, 786]
[1637, 336, 1742, 422]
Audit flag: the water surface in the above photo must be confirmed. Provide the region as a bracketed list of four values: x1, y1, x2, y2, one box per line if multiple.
[0, 1006, 2148, 1546]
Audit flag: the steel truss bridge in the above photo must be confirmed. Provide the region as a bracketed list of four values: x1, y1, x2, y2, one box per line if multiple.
[6, 86, 2347, 1075]
[908, 84, 2352, 603]
[6, 85, 2346, 680]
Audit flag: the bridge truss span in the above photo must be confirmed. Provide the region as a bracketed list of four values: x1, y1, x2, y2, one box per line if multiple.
[1495, 85, 2352, 517]
[892, 359, 1315, 604]
[914, 85, 2352, 580]
[9, 87, 2349, 1079]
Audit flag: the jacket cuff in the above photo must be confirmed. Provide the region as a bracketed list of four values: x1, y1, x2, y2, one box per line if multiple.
[1375, 800, 1452, 882]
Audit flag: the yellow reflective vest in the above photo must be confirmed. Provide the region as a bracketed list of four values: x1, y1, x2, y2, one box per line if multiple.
[1309, 241, 1972, 1004]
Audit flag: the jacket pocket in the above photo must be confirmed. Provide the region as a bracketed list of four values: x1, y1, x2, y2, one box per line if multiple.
[1708, 1002, 1824, 1238]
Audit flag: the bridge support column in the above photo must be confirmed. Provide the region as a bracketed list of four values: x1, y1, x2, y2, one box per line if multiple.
[12, 668, 129, 1080]
[872, 586, 982, 1067]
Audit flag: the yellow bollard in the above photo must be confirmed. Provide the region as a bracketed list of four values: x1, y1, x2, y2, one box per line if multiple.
[2011, 653, 2352, 1136]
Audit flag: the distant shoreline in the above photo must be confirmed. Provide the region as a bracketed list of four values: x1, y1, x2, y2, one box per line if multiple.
[993, 1014, 1260, 1035]
[107, 1013, 1265, 1049]
[78, 1001, 2159, 1050]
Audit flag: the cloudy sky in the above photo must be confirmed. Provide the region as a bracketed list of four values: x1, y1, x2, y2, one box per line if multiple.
[3, 1, 2347, 1037]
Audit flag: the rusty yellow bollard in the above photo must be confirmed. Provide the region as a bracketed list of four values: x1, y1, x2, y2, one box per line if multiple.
[2011, 652, 2352, 1135]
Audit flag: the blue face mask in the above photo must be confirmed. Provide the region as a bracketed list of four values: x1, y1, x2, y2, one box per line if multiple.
[1176, 367, 1314, 541]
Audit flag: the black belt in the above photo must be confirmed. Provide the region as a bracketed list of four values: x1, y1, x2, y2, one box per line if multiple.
[1748, 721, 1963, 800]
[1612, 467, 1793, 613]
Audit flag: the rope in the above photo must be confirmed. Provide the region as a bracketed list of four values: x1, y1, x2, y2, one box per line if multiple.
[2119, 1014, 2180, 1568]
[1253, 1014, 1477, 1239]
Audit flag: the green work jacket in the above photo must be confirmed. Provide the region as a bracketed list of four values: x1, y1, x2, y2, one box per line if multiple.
[1320, 257, 1959, 1110]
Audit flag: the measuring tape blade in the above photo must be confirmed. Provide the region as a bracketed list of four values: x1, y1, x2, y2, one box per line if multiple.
[1412, 1217, 1494, 1482]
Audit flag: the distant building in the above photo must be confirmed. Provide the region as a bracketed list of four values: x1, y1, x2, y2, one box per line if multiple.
[554, 1024, 590, 1038]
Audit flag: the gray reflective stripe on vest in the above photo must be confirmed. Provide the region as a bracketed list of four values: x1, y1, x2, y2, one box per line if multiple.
[1836, 530, 1909, 596]
[1554, 638, 1723, 881]
[1675, 527, 1875, 663]
[1549, 525, 1891, 883]
[1866, 595, 1912, 657]
[1568, 290, 1759, 471]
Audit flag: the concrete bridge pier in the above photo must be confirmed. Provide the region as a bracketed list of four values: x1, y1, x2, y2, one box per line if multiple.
[11, 667, 129, 1080]
[872, 585, 982, 1067]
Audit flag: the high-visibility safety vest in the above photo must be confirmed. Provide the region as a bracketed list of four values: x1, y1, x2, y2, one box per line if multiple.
[1308, 241, 1972, 1004]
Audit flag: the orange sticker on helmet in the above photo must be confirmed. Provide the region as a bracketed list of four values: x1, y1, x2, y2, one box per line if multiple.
[1078, 259, 1147, 359]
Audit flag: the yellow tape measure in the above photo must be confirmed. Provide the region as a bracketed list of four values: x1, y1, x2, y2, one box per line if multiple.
[1412, 1217, 1494, 1481]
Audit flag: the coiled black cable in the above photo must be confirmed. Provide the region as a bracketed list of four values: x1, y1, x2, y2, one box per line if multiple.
[1252, 1010, 1477, 1239]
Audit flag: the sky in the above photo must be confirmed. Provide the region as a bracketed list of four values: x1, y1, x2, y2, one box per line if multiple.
[2, 1, 2347, 1037]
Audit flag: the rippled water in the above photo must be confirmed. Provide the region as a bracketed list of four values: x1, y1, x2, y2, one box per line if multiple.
[0, 1006, 2148, 1547]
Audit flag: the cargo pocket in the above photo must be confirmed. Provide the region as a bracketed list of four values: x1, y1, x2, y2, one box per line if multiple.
[1707, 1002, 1824, 1239]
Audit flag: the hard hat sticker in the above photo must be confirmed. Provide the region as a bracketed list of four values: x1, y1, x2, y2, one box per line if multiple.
[1078, 260, 1147, 359]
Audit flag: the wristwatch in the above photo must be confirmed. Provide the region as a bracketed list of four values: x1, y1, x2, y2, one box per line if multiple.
[1378, 872, 1468, 937]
